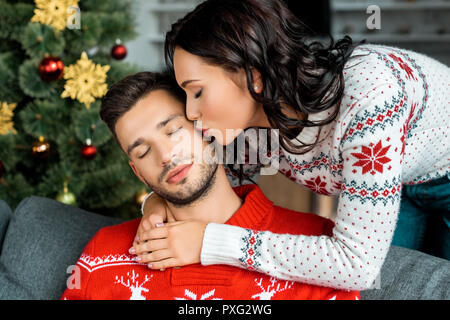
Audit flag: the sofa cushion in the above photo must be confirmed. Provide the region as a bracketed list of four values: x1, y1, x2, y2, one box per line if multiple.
[0, 200, 12, 253]
[361, 245, 450, 300]
[0, 196, 123, 300]
[0, 261, 37, 299]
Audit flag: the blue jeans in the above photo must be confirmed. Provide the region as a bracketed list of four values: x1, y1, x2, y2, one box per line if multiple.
[392, 174, 450, 260]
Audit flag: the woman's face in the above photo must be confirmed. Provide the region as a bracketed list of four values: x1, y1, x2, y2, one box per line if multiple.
[173, 47, 269, 146]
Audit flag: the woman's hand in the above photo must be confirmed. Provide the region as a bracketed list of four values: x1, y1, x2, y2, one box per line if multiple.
[134, 192, 168, 245]
[131, 220, 208, 270]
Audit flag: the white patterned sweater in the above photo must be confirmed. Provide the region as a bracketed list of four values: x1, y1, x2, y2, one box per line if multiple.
[198, 44, 450, 291]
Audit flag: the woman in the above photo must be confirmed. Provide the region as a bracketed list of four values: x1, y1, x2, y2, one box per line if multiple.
[131, 0, 450, 290]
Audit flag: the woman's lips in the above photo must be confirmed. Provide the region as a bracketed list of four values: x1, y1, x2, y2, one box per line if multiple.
[166, 163, 193, 184]
[196, 127, 215, 141]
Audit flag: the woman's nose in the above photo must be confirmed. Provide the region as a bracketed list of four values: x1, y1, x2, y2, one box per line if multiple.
[186, 102, 201, 121]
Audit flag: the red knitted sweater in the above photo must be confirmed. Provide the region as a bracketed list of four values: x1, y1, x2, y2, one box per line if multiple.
[61, 184, 360, 300]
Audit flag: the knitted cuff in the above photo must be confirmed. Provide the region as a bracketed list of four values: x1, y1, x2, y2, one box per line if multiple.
[200, 223, 246, 268]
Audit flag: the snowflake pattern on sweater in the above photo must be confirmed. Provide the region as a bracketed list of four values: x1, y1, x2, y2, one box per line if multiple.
[201, 44, 450, 290]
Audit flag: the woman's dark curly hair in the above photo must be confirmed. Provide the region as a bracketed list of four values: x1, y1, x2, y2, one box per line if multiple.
[165, 0, 366, 156]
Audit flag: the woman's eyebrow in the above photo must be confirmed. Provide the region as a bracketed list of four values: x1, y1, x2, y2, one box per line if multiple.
[180, 79, 200, 88]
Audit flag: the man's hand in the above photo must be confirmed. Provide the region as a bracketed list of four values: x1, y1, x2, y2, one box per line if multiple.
[130, 220, 208, 270]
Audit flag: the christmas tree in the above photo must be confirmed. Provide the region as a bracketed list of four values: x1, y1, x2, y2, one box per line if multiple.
[0, 0, 149, 219]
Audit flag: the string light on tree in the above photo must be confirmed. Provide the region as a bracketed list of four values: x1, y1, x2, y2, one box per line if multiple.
[31, 135, 51, 159]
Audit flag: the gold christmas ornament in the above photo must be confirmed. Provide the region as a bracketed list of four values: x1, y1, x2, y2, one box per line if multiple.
[31, 0, 79, 31]
[56, 184, 77, 206]
[0, 101, 17, 135]
[32, 136, 51, 159]
[61, 52, 110, 108]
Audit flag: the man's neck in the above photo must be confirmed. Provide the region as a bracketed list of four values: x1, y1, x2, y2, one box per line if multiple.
[166, 165, 243, 224]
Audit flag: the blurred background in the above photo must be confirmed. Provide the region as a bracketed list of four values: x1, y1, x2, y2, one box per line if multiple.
[1, 0, 449, 220]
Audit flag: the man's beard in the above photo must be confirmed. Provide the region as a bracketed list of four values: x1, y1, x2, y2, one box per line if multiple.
[143, 161, 219, 208]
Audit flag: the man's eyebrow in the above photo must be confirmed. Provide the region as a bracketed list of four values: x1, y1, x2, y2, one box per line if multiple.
[180, 79, 200, 88]
[126, 114, 183, 156]
[127, 137, 144, 156]
[156, 113, 182, 130]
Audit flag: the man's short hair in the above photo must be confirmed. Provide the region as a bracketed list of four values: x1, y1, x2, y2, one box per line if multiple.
[100, 71, 186, 140]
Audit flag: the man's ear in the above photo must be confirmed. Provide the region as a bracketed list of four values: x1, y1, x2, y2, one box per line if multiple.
[129, 160, 146, 185]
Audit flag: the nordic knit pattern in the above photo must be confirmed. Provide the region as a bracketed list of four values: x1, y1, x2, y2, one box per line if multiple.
[202, 44, 450, 290]
[61, 185, 359, 300]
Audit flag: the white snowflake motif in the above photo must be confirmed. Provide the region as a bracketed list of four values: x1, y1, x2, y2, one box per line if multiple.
[175, 289, 223, 300]
[251, 277, 294, 300]
[114, 270, 153, 300]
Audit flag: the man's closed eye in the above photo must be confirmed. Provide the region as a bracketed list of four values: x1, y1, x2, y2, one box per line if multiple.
[138, 148, 150, 159]
[168, 126, 182, 136]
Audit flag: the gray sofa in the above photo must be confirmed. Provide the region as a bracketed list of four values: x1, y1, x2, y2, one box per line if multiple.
[0, 196, 449, 300]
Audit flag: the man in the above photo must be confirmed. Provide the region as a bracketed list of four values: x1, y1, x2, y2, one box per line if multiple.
[61, 72, 359, 300]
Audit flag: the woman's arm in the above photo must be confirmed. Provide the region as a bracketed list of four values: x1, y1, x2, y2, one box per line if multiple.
[201, 82, 407, 290]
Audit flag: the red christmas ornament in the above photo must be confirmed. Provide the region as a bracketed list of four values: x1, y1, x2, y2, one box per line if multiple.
[111, 44, 127, 60]
[81, 143, 97, 160]
[39, 56, 64, 81]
